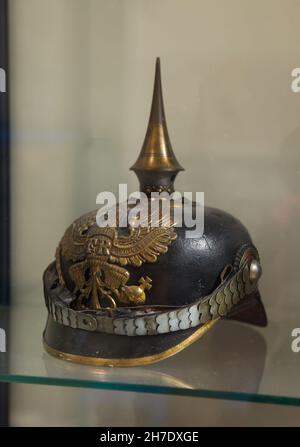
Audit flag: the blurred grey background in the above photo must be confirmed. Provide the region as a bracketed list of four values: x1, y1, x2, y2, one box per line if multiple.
[8, 0, 300, 426]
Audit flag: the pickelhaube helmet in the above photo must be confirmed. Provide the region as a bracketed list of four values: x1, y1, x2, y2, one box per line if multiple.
[43, 58, 267, 366]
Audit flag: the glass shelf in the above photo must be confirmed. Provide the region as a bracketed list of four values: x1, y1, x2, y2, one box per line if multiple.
[1, 301, 300, 406]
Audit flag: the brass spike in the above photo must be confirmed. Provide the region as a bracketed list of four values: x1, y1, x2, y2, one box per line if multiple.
[130, 58, 184, 194]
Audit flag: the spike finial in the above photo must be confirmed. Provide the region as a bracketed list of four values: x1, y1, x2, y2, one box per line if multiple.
[130, 58, 184, 194]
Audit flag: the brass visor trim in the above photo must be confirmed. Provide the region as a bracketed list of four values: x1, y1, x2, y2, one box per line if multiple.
[43, 319, 218, 367]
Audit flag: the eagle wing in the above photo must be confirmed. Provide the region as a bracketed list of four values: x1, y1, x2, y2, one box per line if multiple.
[109, 226, 177, 267]
[60, 210, 98, 261]
[69, 260, 89, 290]
[100, 262, 130, 290]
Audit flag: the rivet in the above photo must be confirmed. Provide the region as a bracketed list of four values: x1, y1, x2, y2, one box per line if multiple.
[249, 259, 262, 282]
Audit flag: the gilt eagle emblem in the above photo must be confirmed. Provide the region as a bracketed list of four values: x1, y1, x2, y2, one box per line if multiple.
[56, 210, 177, 310]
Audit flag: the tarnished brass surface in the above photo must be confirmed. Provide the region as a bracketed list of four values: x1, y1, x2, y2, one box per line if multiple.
[56, 210, 177, 310]
[130, 58, 183, 193]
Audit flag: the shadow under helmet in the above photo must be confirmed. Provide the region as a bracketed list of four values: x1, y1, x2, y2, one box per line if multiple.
[43, 58, 267, 366]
